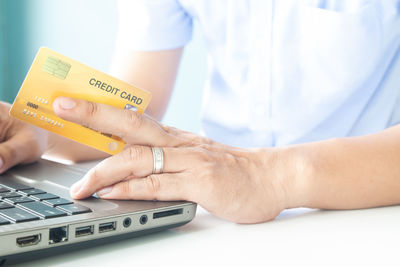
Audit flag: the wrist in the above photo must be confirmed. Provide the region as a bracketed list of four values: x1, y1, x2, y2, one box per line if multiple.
[257, 145, 314, 210]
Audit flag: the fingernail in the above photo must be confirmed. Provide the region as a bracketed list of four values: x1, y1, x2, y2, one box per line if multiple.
[56, 97, 76, 110]
[97, 186, 113, 197]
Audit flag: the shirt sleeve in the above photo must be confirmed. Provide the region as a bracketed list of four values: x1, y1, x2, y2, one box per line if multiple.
[116, 0, 193, 51]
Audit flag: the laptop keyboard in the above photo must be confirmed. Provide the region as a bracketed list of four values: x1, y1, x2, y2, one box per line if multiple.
[0, 181, 92, 225]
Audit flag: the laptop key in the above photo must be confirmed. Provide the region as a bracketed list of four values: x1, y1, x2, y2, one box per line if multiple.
[0, 186, 10, 193]
[0, 216, 11, 225]
[19, 188, 46, 195]
[0, 207, 40, 223]
[30, 193, 59, 201]
[6, 196, 35, 204]
[0, 182, 33, 191]
[43, 198, 73, 207]
[0, 191, 22, 199]
[0, 201, 14, 209]
[19, 202, 68, 219]
[57, 203, 92, 215]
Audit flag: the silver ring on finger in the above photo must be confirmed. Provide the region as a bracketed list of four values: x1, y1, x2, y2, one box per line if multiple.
[151, 147, 164, 174]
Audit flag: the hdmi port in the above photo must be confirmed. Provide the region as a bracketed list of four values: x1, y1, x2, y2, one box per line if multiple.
[16, 234, 41, 247]
[75, 225, 94, 237]
[99, 222, 116, 233]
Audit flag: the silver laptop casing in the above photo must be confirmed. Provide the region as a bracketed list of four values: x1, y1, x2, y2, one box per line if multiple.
[0, 159, 196, 263]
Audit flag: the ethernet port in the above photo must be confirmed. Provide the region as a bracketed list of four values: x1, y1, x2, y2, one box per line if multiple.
[49, 226, 68, 245]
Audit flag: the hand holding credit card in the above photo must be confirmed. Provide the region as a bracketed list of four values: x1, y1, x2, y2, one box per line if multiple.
[9, 47, 152, 155]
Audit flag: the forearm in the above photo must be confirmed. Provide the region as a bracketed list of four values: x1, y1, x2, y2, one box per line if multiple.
[285, 125, 400, 210]
[110, 47, 183, 120]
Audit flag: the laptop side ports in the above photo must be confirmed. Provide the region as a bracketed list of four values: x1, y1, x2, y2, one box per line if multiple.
[99, 222, 116, 233]
[153, 208, 183, 219]
[49, 226, 68, 244]
[75, 225, 94, 237]
[16, 234, 41, 247]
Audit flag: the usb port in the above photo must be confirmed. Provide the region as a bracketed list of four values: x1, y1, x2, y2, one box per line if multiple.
[75, 225, 94, 237]
[99, 222, 116, 233]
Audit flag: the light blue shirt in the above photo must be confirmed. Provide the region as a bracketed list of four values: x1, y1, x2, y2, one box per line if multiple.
[117, 0, 400, 148]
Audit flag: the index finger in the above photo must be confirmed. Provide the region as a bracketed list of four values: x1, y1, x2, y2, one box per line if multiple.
[70, 146, 192, 199]
[53, 96, 181, 147]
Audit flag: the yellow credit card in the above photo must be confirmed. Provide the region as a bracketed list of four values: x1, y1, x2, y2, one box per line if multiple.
[10, 47, 152, 155]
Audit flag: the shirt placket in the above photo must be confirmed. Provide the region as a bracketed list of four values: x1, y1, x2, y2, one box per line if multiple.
[247, 0, 274, 134]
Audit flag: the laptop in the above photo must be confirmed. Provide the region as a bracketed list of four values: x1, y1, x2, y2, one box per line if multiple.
[0, 159, 197, 265]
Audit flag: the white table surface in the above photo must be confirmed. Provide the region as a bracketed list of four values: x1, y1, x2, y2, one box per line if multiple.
[14, 160, 400, 267]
